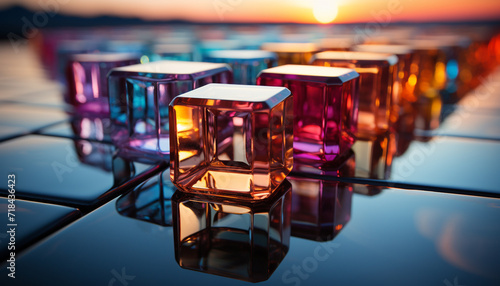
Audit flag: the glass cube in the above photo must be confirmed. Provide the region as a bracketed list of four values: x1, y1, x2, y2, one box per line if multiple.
[353, 44, 417, 104]
[401, 37, 465, 103]
[149, 43, 194, 62]
[108, 61, 232, 162]
[169, 83, 293, 200]
[172, 180, 291, 282]
[66, 53, 140, 115]
[257, 65, 359, 169]
[312, 51, 398, 138]
[317, 37, 354, 51]
[198, 39, 244, 59]
[204, 50, 277, 84]
[56, 39, 103, 83]
[261, 42, 318, 65]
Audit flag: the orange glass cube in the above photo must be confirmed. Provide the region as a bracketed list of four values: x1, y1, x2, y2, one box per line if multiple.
[401, 39, 449, 96]
[169, 83, 293, 200]
[317, 37, 354, 51]
[261, 42, 318, 65]
[312, 51, 398, 138]
[353, 45, 417, 104]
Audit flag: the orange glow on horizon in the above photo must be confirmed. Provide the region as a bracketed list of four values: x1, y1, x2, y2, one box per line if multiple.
[1, 0, 500, 24]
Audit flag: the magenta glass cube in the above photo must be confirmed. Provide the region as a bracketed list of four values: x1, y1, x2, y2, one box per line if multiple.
[66, 53, 140, 115]
[169, 83, 293, 200]
[257, 65, 359, 169]
[108, 61, 232, 162]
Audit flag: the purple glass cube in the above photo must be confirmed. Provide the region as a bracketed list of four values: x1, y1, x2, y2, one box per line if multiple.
[66, 53, 140, 115]
[108, 60, 232, 162]
[257, 65, 359, 169]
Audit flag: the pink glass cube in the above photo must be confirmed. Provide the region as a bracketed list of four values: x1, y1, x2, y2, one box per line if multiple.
[169, 83, 293, 200]
[66, 53, 141, 115]
[311, 51, 398, 138]
[257, 65, 359, 169]
[108, 61, 232, 162]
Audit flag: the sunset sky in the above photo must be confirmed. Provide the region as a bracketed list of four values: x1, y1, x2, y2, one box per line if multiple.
[1, 0, 500, 24]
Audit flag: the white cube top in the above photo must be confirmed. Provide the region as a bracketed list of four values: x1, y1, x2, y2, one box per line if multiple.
[111, 60, 230, 75]
[258, 64, 359, 85]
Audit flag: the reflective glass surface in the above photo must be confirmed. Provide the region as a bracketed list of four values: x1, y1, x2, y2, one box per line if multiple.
[0, 198, 80, 260]
[0, 135, 154, 207]
[0, 24, 499, 286]
[3, 184, 498, 285]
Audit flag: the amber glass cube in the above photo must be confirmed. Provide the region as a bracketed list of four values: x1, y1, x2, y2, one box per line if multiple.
[401, 37, 466, 102]
[257, 65, 359, 169]
[169, 84, 293, 200]
[312, 51, 398, 138]
[353, 45, 417, 104]
[317, 37, 354, 51]
[261, 42, 318, 65]
[108, 61, 232, 162]
[172, 180, 291, 282]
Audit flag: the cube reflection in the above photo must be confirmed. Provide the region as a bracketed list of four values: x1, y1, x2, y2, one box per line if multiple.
[172, 180, 291, 282]
[289, 153, 354, 241]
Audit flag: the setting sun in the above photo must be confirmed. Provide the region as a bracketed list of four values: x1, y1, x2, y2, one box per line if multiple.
[313, 0, 339, 24]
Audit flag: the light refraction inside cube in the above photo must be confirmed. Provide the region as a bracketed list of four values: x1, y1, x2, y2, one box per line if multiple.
[108, 61, 232, 161]
[169, 83, 293, 199]
[172, 180, 291, 282]
[257, 64, 359, 169]
[311, 51, 398, 137]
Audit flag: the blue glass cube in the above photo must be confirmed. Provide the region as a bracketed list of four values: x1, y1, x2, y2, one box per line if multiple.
[149, 43, 194, 62]
[204, 50, 277, 84]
